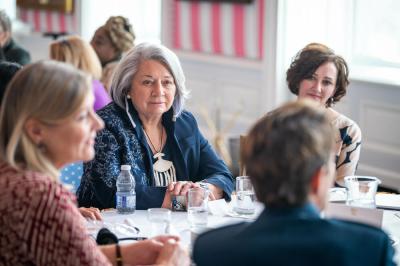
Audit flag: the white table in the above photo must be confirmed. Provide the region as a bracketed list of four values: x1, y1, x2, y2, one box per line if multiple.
[96, 209, 253, 247]
[94, 208, 400, 264]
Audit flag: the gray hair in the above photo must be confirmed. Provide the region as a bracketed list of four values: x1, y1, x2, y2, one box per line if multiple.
[0, 10, 11, 33]
[110, 42, 189, 118]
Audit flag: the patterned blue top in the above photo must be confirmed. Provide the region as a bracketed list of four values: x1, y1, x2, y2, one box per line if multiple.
[76, 102, 234, 209]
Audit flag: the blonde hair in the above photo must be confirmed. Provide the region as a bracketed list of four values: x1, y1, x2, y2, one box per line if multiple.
[0, 60, 91, 181]
[104, 16, 135, 54]
[50, 35, 102, 79]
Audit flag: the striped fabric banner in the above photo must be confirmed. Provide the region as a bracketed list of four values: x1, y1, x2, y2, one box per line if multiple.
[173, 0, 265, 60]
[18, 8, 77, 34]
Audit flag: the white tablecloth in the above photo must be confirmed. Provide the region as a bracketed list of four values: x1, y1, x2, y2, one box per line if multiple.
[93, 208, 400, 263]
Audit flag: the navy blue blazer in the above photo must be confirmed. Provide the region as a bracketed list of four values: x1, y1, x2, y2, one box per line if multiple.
[193, 204, 396, 266]
[77, 102, 234, 209]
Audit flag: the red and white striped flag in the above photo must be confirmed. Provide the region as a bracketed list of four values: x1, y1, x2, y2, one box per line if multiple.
[18, 8, 77, 34]
[173, 0, 264, 60]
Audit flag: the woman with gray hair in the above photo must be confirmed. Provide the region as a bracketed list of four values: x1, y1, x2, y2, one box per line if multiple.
[77, 43, 234, 210]
[0, 9, 31, 65]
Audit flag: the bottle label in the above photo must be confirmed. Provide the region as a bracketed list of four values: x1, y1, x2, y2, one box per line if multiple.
[116, 194, 136, 209]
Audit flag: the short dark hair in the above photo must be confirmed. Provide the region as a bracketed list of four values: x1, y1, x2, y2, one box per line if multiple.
[242, 100, 334, 208]
[0, 10, 11, 33]
[0, 61, 22, 105]
[286, 43, 349, 107]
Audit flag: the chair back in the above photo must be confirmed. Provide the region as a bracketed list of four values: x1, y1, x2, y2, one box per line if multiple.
[59, 162, 83, 193]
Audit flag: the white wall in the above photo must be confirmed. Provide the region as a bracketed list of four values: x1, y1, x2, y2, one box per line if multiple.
[162, 0, 400, 189]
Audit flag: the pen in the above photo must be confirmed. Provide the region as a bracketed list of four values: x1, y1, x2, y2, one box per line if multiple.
[119, 237, 148, 241]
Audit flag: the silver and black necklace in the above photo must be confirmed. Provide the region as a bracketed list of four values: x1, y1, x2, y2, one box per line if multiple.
[143, 126, 176, 186]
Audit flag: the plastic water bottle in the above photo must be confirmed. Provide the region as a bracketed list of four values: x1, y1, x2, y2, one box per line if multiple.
[116, 165, 136, 214]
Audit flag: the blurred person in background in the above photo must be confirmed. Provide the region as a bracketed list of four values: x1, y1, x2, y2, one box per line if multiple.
[193, 100, 394, 266]
[50, 35, 111, 111]
[0, 60, 189, 266]
[286, 43, 361, 186]
[91, 16, 135, 91]
[0, 9, 31, 65]
[0, 61, 22, 105]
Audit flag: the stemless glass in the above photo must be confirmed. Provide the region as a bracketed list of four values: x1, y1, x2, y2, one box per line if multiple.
[187, 187, 209, 228]
[234, 176, 256, 215]
[345, 176, 381, 209]
[147, 208, 171, 236]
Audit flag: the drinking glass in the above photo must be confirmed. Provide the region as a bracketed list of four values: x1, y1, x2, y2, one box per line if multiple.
[187, 187, 209, 228]
[234, 176, 255, 215]
[345, 176, 381, 209]
[147, 208, 171, 236]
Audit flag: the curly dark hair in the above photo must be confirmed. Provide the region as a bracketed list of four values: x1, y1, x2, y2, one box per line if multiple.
[241, 100, 334, 208]
[286, 43, 349, 107]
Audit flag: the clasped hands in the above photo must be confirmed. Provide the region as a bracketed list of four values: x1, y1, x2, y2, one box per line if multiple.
[161, 181, 223, 209]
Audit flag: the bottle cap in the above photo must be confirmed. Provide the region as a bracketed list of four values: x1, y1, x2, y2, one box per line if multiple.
[121, 165, 131, 171]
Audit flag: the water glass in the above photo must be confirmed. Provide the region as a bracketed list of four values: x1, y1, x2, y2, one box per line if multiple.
[234, 176, 255, 215]
[187, 187, 209, 228]
[345, 176, 381, 209]
[147, 208, 171, 237]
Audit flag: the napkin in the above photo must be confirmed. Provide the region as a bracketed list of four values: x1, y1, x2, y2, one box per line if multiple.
[208, 199, 230, 216]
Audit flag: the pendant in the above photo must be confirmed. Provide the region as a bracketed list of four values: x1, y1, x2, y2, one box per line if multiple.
[153, 153, 176, 186]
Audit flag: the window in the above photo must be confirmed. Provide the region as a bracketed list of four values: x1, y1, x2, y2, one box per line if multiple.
[352, 0, 400, 68]
[280, 0, 400, 85]
[80, 0, 161, 44]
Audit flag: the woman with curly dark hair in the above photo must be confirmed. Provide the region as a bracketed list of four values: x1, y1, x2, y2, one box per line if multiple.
[286, 43, 361, 186]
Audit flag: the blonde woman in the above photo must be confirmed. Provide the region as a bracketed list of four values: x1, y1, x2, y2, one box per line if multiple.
[50, 35, 111, 111]
[0, 60, 189, 265]
[91, 16, 135, 91]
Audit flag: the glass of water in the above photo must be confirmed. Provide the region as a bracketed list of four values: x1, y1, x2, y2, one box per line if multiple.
[234, 176, 255, 215]
[147, 208, 171, 237]
[187, 187, 209, 228]
[345, 176, 381, 209]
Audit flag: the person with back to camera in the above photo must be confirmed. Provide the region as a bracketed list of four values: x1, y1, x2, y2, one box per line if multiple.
[0, 60, 189, 266]
[77, 42, 234, 210]
[0, 10, 31, 65]
[50, 35, 111, 111]
[91, 16, 135, 91]
[286, 43, 361, 186]
[193, 100, 395, 266]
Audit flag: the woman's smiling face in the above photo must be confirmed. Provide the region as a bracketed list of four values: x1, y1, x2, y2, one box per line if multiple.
[298, 62, 337, 106]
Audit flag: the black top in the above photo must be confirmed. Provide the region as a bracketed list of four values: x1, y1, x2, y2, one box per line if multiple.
[2, 38, 31, 65]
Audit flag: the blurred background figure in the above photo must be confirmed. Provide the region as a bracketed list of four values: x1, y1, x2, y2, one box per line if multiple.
[50, 35, 111, 111]
[91, 16, 135, 91]
[0, 60, 189, 265]
[0, 9, 31, 65]
[0, 61, 22, 106]
[286, 43, 362, 186]
[193, 100, 394, 266]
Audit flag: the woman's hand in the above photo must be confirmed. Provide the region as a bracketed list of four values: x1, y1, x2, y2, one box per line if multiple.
[155, 238, 190, 266]
[168, 181, 200, 196]
[78, 207, 102, 221]
[161, 181, 199, 209]
[205, 183, 223, 200]
[121, 235, 185, 265]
